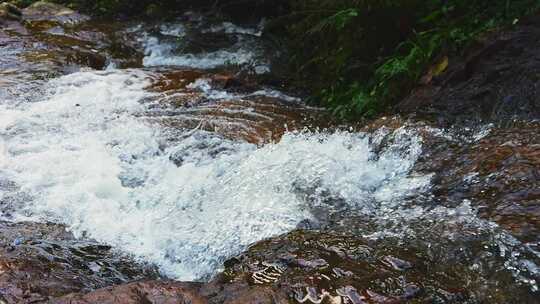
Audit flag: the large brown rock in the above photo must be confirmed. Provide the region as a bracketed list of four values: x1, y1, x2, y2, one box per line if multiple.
[50, 281, 206, 304]
[51, 280, 288, 304]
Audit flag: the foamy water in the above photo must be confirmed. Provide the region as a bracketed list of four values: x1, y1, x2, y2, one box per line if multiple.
[137, 21, 270, 73]
[1, 17, 538, 291]
[0, 70, 432, 280]
[186, 78, 301, 102]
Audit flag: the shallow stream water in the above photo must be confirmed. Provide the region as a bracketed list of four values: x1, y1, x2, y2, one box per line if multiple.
[0, 13, 538, 302]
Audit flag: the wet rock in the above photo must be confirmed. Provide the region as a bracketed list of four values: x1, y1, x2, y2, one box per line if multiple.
[201, 281, 289, 304]
[386, 16, 540, 245]
[0, 221, 159, 303]
[382, 256, 412, 271]
[219, 230, 466, 303]
[0, 27, 60, 94]
[50, 281, 206, 304]
[360, 116, 539, 244]
[398, 17, 540, 125]
[417, 122, 540, 243]
[210, 74, 257, 92]
[37, 225, 537, 303]
[147, 70, 332, 144]
[151, 95, 330, 145]
[149, 69, 205, 94]
[0, 11, 146, 81]
[182, 32, 238, 54]
[230, 229, 538, 302]
[22, 1, 89, 27]
[51, 279, 290, 304]
[0, 2, 22, 22]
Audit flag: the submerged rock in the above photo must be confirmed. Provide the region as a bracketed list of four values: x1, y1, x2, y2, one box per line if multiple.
[147, 70, 332, 145]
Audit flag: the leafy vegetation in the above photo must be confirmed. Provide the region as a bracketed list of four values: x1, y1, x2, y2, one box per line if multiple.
[271, 0, 540, 119]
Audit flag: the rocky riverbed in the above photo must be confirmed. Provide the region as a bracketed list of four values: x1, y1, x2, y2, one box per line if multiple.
[0, 2, 538, 303]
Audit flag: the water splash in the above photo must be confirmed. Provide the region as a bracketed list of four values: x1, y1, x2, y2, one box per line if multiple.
[135, 21, 270, 73]
[0, 70, 429, 280]
[142, 42, 260, 70]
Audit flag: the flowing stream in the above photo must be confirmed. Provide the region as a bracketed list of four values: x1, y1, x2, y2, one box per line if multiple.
[0, 67, 429, 280]
[0, 15, 538, 301]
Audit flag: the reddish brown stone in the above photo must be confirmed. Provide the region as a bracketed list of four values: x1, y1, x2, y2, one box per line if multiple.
[51, 281, 206, 304]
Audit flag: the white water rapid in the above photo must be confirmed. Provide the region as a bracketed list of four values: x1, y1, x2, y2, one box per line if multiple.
[0, 69, 428, 280]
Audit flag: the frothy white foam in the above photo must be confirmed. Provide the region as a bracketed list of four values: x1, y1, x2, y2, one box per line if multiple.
[137, 21, 270, 73]
[186, 78, 237, 100]
[159, 24, 187, 37]
[142, 35, 259, 70]
[186, 78, 301, 102]
[0, 139, 8, 168]
[0, 70, 429, 280]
